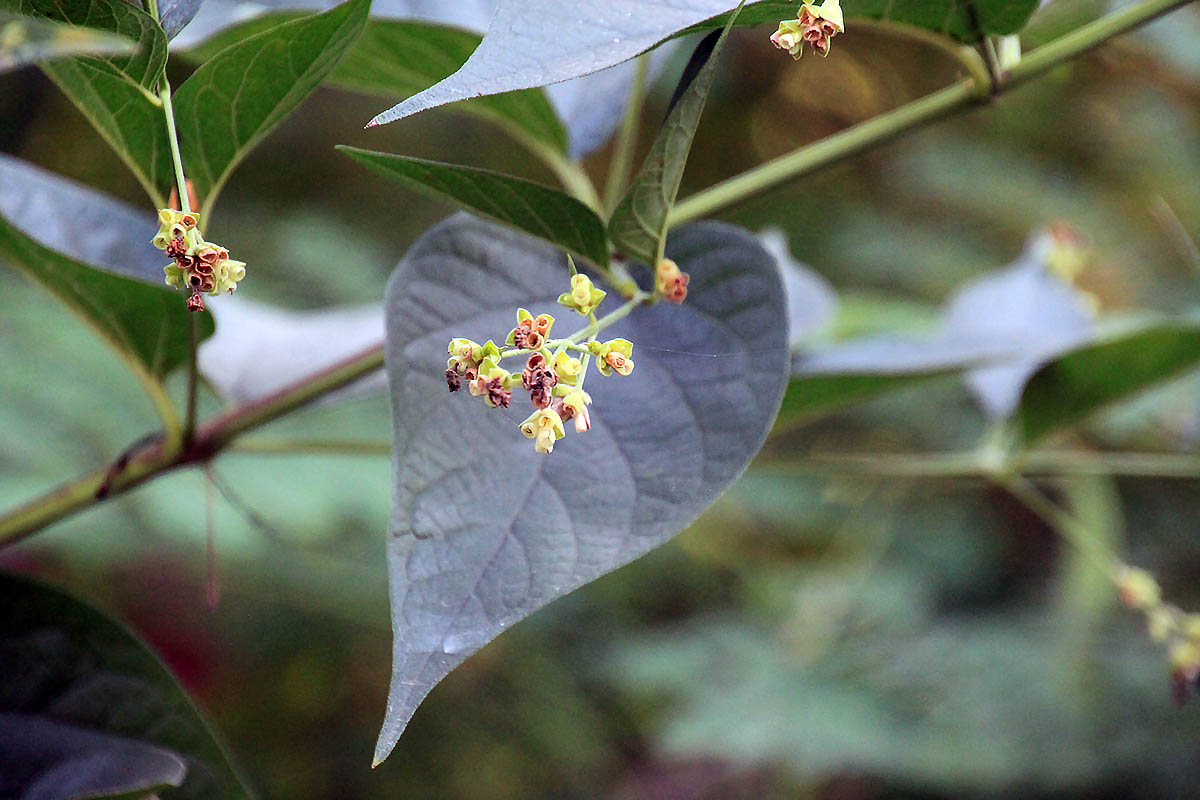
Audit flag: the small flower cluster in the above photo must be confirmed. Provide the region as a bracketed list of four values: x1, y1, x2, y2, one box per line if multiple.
[152, 209, 246, 312]
[656, 258, 690, 304]
[444, 272, 636, 454]
[1117, 565, 1200, 702]
[771, 0, 844, 59]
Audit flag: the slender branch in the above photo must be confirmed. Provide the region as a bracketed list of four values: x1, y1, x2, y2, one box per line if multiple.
[669, 0, 1193, 226]
[1003, 476, 1121, 578]
[800, 450, 1200, 479]
[228, 438, 393, 457]
[0, 343, 385, 548]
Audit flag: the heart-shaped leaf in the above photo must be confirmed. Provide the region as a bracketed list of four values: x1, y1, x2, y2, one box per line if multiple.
[0, 574, 255, 800]
[1017, 321, 1200, 445]
[610, 5, 740, 266]
[337, 147, 610, 267]
[364, 0, 742, 128]
[0, 13, 134, 73]
[0, 155, 212, 383]
[172, 0, 369, 219]
[6, 0, 171, 205]
[376, 214, 788, 762]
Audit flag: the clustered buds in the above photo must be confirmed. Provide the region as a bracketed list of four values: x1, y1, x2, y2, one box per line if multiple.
[153, 209, 246, 312]
[771, 0, 844, 59]
[1117, 565, 1200, 702]
[445, 271, 637, 454]
[655, 258, 690, 304]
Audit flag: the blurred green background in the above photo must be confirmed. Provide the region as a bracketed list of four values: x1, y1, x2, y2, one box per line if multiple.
[3, 2, 1200, 797]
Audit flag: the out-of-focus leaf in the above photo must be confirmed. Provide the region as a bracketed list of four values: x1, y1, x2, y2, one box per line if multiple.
[374, 215, 788, 762]
[0, 155, 213, 381]
[0, 13, 134, 73]
[1018, 322, 1200, 445]
[0, 574, 255, 799]
[200, 295, 385, 404]
[364, 0, 743, 128]
[338, 148, 610, 267]
[0, 713, 187, 800]
[172, 0, 370, 219]
[782, 339, 989, 425]
[6, 0, 170, 204]
[610, 7, 741, 266]
[758, 228, 838, 349]
[689, 0, 1041, 41]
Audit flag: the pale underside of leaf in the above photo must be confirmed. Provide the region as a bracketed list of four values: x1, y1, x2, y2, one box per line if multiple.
[375, 214, 788, 763]
[365, 0, 740, 127]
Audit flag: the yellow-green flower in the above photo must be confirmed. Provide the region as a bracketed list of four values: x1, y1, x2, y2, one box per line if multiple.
[558, 273, 606, 315]
[552, 351, 582, 385]
[561, 389, 592, 433]
[593, 338, 634, 377]
[519, 407, 565, 453]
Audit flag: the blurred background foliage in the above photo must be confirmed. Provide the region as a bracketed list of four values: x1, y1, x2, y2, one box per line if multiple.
[3, 1, 1200, 797]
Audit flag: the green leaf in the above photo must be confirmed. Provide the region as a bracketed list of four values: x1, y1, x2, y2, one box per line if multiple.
[374, 216, 788, 762]
[691, 0, 1041, 41]
[5, 0, 171, 205]
[778, 370, 959, 427]
[0, 574, 255, 800]
[172, 0, 370, 219]
[1017, 321, 1200, 445]
[338, 147, 610, 267]
[609, 5, 742, 267]
[0, 207, 212, 384]
[0, 12, 134, 73]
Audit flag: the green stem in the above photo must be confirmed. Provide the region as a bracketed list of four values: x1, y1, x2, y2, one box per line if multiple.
[0, 343, 385, 548]
[229, 438, 393, 456]
[603, 54, 650, 215]
[798, 450, 1200, 479]
[669, 0, 1192, 226]
[1003, 476, 1121, 578]
[567, 292, 650, 345]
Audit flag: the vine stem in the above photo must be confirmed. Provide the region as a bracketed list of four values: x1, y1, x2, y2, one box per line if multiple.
[602, 54, 650, 215]
[669, 0, 1193, 226]
[0, 0, 1192, 548]
[0, 343, 385, 548]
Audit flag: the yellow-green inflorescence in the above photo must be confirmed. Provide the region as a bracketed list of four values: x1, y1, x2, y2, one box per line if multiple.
[444, 270, 636, 455]
[771, 0, 845, 59]
[152, 208, 246, 312]
[1117, 564, 1200, 702]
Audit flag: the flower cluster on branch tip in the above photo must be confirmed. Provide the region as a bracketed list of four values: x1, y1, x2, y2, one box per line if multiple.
[152, 209, 245, 312]
[444, 270, 637, 455]
[771, 0, 845, 59]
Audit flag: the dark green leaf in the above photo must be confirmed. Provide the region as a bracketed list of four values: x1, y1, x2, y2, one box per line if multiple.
[1017, 322, 1200, 445]
[0, 155, 213, 381]
[0, 12, 134, 73]
[375, 215, 788, 762]
[5, 0, 171, 204]
[689, 0, 1041, 41]
[172, 0, 371, 219]
[0, 574, 255, 800]
[609, 6, 742, 266]
[338, 147, 610, 267]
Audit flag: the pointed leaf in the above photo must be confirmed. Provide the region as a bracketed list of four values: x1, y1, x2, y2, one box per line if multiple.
[609, 6, 741, 266]
[1017, 321, 1200, 445]
[0, 574, 255, 799]
[172, 0, 370, 219]
[158, 0, 203, 40]
[0, 155, 213, 380]
[0, 13, 134, 73]
[364, 0, 744, 128]
[338, 147, 610, 267]
[375, 214, 788, 762]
